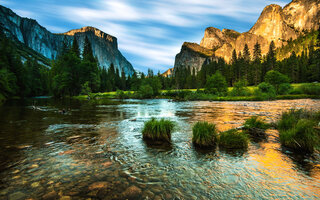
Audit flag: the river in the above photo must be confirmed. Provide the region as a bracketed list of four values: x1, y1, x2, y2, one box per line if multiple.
[0, 98, 320, 200]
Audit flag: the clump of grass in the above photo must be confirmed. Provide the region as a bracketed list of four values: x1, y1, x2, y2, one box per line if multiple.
[219, 129, 249, 149]
[243, 116, 269, 130]
[277, 109, 320, 153]
[142, 118, 175, 142]
[243, 116, 269, 139]
[279, 119, 319, 153]
[192, 122, 218, 147]
[277, 109, 316, 131]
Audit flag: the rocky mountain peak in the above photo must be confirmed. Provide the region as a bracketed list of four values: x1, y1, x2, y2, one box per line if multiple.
[63, 26, 116, 44]
[0, 5, 134, 75]
[173, 0, 319, 71]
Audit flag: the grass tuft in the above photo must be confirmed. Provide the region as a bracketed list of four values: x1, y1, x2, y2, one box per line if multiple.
[219, 129, 249, 149]
[280, 119, 319, 153]
[192, 122, 218, 147]
[142, 118, 175, 142]
[277, 109, 320, 153]
[243, 116, 269, 130]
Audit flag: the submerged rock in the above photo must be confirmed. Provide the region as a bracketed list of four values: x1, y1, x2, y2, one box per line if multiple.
[88, 182, 110, 190]
[121, 186, 142, 199]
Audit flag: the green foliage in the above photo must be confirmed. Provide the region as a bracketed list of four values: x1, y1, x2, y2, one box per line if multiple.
[205, 71, 228, 95]
[254, 82, 276, 100]
[278, 83, 293, 95]
[243, 116, 269, 130]
[138, 84, 154, 98]
[230, 79, 251, 96]
[264, 70, 290, 93]
[279, 119, 319, 153]
[219, 129, 249, 149]
[192, 122, 218, 147]
[81, 81, 92, 96]
[298, 83, 320, 95]
[142, 118, 175, 142]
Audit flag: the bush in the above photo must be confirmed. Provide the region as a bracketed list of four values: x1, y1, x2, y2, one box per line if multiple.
[278, 83, 292, 95]
[116, 90, 128, 99]
[298, 83, 320, 95]
[192, 122, 218, 147]
[230, 79, 251, 96]
[279, 119, 319, 153]
[264, 70, 290, 93]
[219, 129, 249, 149]
[142, 118, 175, 142]
[254, 82, 276, 100]
[205, 71, 228, 95]
[243, 116, 269, 130]
[139, 84, 154, 98]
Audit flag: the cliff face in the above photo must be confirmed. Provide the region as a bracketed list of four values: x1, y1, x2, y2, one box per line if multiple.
[174, 0, 319, 69]
[174, 42, 216, 73]
[0, 5, 134, 75]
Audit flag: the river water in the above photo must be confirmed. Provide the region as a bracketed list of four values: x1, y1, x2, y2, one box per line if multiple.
[0, 98, 320, 200]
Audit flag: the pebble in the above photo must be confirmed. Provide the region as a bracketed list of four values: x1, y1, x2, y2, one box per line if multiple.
[9, 191, 25, 200]
[60, 196, 71, 200]
[31, 182, 40, 188]
[42, 191, 58, 199]
[121, 185, 142, 199]
[88, 182, 109, 190]
[101, 161, 112, 167]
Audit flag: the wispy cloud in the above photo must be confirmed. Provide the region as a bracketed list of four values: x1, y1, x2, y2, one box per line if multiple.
[3, 0, 290, 72]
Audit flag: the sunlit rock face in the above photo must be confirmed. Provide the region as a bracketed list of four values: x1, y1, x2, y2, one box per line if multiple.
[174, 42, 216, 73]
[0, 5, 134, 75]
[174, 0, 319, 69]
[283, 0, 320, 32]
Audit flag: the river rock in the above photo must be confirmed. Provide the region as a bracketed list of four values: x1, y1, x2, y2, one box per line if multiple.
[9, 191, 25, 200]
[88, 181, 109, 190]
[121, 186, 142, 199]
[42, 191, 58, 200]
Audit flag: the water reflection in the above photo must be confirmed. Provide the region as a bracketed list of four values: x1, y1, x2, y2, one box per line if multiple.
[0, 98, 320, 199]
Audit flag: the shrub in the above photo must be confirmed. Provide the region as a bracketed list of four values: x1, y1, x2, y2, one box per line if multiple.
[298, 83, 320, 95]
[116, 90, 128, 99]
[254, 82, 276, 100]
[243, 116, 269, 130]
[142, 118, 175, 142]
[205, 71, 228, 95]
[219, 129, 249, 149]
[279, 119, 319, 153]
[192, 122, 218, 147]
[139, 84, 154, 98]
[230, 79, 251, 96]
[264, 70, 290, 93]
[278, 83, 292, 95]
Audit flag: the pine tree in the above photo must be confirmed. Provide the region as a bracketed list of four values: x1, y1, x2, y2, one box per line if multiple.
[71, 36, 80, 58]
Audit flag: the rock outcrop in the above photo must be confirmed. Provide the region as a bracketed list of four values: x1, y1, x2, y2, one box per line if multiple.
[174, 42, 216, 73]
[174, 0, 320, 70]
[162, 68, 173, 77]
[0, 5, 134, 75]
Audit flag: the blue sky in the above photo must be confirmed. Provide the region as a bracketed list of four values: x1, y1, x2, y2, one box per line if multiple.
[1, 0, 289, 73]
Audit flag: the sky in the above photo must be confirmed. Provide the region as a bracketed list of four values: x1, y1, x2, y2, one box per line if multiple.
[1, 0, 290, 73]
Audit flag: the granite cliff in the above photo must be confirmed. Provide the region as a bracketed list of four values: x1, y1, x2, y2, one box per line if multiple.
[0, 5, 134, 75]
[174, 0, 320, 71]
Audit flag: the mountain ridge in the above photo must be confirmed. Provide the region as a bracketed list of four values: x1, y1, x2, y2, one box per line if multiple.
[0, 5, 134, 75]
[174, 0, 320, 72]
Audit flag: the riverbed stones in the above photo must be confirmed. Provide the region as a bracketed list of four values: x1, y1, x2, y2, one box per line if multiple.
[121, 185, 142, 199]
[88, 182, 109, 190]
[8, 191, 25, 200]
[42, 191, 58, 200]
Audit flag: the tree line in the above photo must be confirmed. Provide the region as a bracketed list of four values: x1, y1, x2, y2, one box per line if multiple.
[0, 28, 319, 101]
